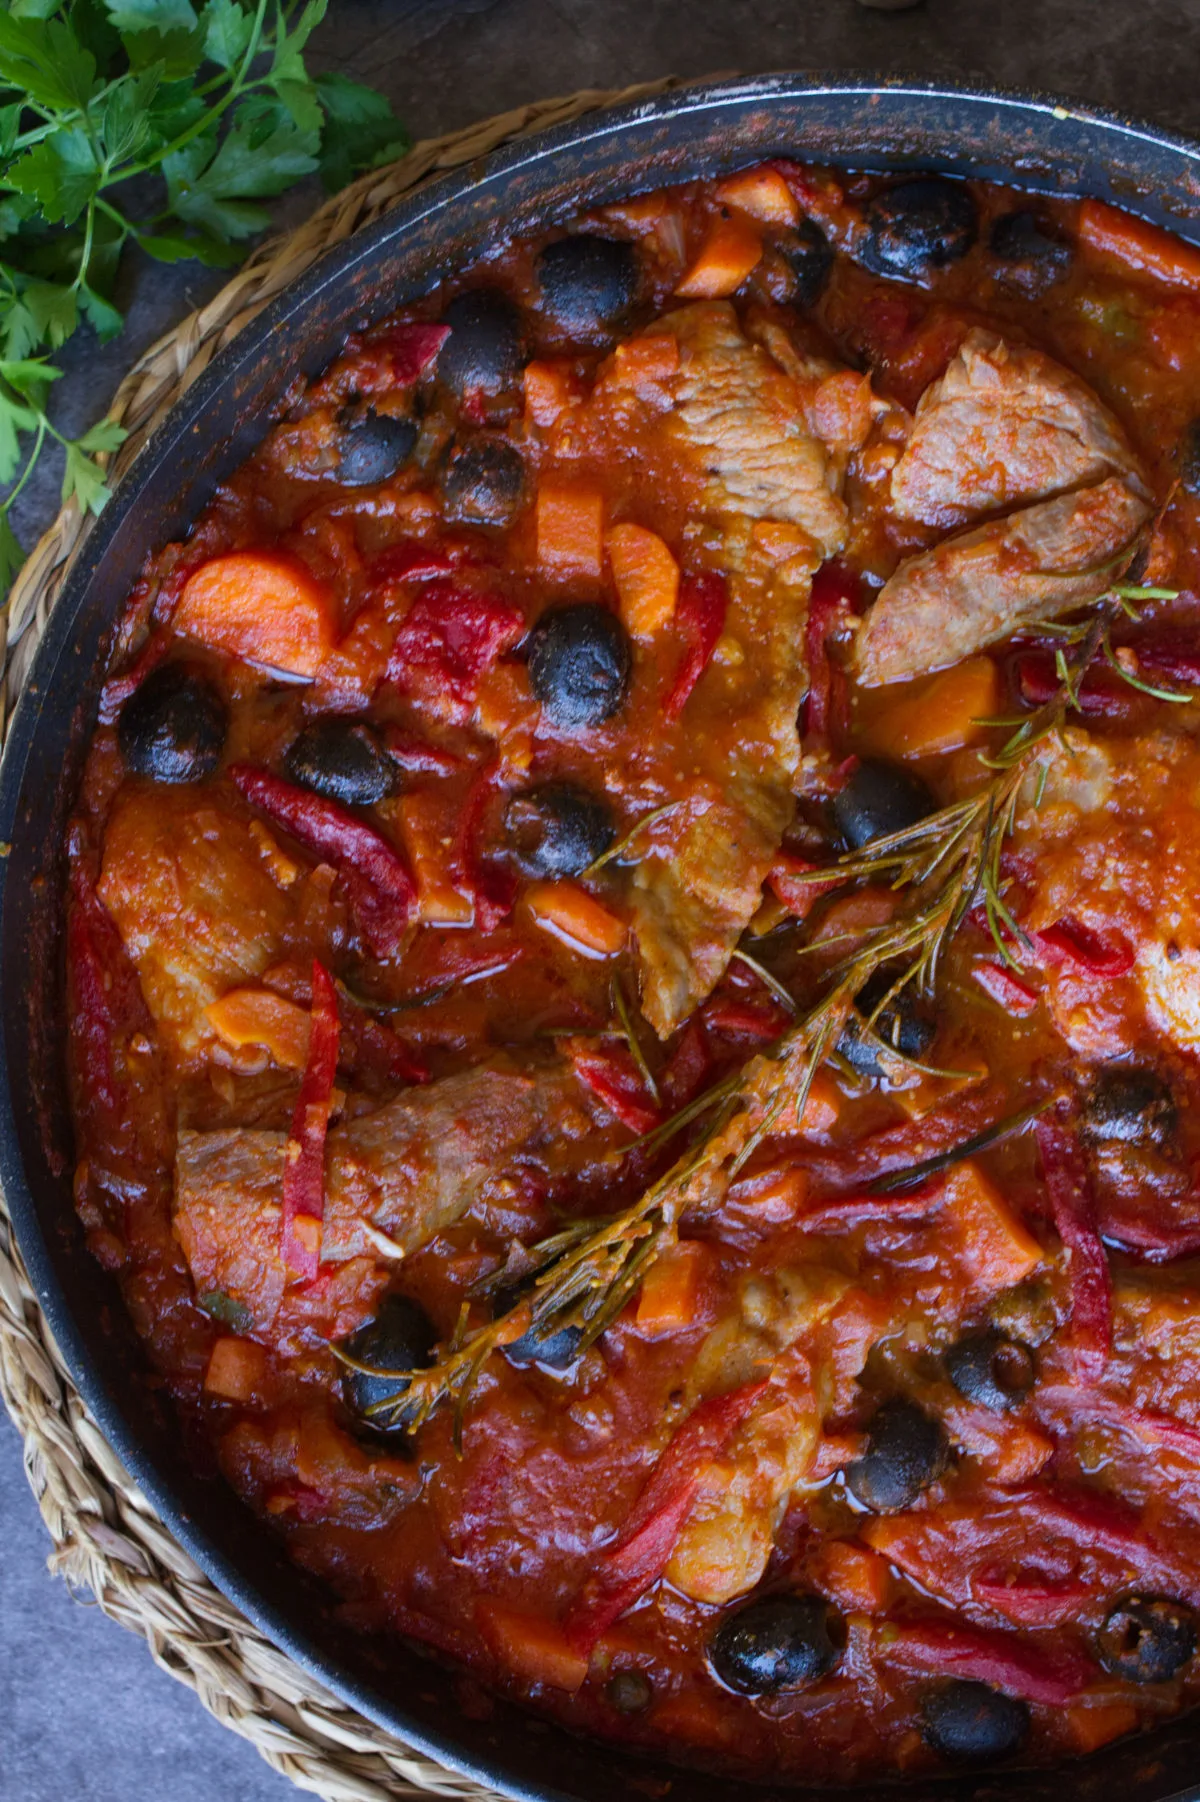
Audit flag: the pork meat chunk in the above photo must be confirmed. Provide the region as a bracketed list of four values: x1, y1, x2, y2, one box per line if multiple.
[174, 1059, 591, 1346]
[855, 476, 1151, 685]
[890, 328, 1149, 526]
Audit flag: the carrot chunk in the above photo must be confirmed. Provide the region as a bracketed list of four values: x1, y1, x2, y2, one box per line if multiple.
[1079, 197, 1200, 288]
[675, 216, 764, 299]
[714, 166, 800, 227]
[174, 550, 336, 678]
[476, 1603, 589, 1694]
[204, 1336, 268, 1402]
[941, 1159, 1044, 1290]
[1064, 1701, 1139, 1754]
[867, 656, 1002, 759]
[606, 332, 679, 390]
[396, 790, 475, 926]
[524, 359, 576, 426]
[636, 1240, 710, 1336]
[525, 880, 627, 957]
[536, 483, 604, 579]
[810, 1539, 892, 1613]
[605, 523, 679, 638]
[205, 987, 312, 1069]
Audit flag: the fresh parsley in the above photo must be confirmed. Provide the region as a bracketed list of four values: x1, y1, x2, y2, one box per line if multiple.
[0, 0, 407, 595]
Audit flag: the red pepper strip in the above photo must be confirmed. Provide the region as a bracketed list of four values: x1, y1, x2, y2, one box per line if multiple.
[804, 563, 859, 741]
[381, 725, 464, 776]
[802, 1086, 1011, 1190]
[452, 758, 517, 932]
[568, 1040, 661, 1136]
[1038, 1383, 1200, 1461]
[387, 580, 525, 721]
[972, 1567, 1092, 1627]
[1035, 1116, 1111, 1380]
[881, 1620, 1095, 1704]
[377, 321, 450, 385]
[1015, 651, 1135, 720]
[98, 634, 171, 724]
[229, 764, 415, 957]
[660, 1017, 713, 1111]
[67, 864, 128, 1117]
[972, 961, 1039, 1015]
[797, 1182, 944, 1233]
[336, 993, 428, 1087]
[1098, 1208, 1200, 1261]
[1133, 630, 1200, 687]
[702, 999, 791, 1043]
[766, 852, 845, 921]
[281, 961, 340, 1282]
[1031, 917, 1135, 978]
[567, 1381, 769, 1650]
[664, 573, 727, 720]
[1008, 1484, 1200, 1604]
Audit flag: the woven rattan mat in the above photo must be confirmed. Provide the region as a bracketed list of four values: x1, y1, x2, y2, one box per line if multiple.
[0, 79, 676, 1802]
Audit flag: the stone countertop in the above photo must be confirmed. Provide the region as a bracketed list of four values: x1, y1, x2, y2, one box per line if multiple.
[4, 3, 1198, 1798]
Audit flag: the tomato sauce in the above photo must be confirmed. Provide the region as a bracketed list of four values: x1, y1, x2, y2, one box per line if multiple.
[63, 160, 1200, 1781]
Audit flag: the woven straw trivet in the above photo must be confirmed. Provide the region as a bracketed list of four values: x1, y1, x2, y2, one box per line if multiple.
[0, 78, 677, 1802]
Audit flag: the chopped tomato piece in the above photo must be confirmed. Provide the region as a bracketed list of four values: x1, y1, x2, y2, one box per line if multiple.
[387, 580, 524, 721]
[664, 572, 727, 718]
[568, 1039, 659, 1134]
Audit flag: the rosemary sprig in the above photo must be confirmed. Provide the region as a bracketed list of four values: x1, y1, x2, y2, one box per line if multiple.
[357, 583, 1187, 1435]
[583, 800, 681, 874]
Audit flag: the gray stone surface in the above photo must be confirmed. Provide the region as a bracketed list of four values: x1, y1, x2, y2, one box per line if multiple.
[3, 2, 1199, 1797]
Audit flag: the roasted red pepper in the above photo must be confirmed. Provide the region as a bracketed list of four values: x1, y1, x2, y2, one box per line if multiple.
[972, 961, 1039, 1015]
[664, 572, 727, 719]
[568, 1039, 660, 1136]
[452, 758, 517, 931]
[377, 321, 450, 385]
[281, 960, 340, 1282]
[805, 563, 859, 742]
[1035, 1115, 1111, 1379]
[702, 998, 792, 1043]
[387, 580, 524, 721]
[797, 1183, 943, 1233]
[229, 764, 415, 957]
[1015, 651, 1135, 719]
[881, 1619, 1095, 1704]
[1031, 917, 1135, 978]
[567, 1381, 768, 1650]
[972, 1566, 1092, 1627]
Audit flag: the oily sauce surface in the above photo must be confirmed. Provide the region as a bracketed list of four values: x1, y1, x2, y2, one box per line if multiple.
[63, 161, 1200, 1782]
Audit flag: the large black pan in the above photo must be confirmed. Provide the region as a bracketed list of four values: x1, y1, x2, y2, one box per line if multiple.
[4, 72, 1200, 1802]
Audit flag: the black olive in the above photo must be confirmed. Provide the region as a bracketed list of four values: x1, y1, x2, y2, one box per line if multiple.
[779, 218, 834, 308]
[1098, 1596, 1197, 1684]
[535, 234, 640, 334]
[846, 1399, 947, 1512]
[526, 603, 631, 729]
[832, 758, 935, 851]
[1180, 420, 1200, 498]
[493, 1279, 584, 1370]
[439, 436, 526, 527]
[605, 1670, 653, 1714]
[1082, 1066, 1177, 1149]
[708, 1594, 844, 1696]
[505, 783, 615, 877]
[945, 1329, 1036, 1411]
[921, 1680, 1030, 1763]
[117, 663, 227, 784]
[438, 290, 525, 398]
[336, 410, 418, 486]
[989, 211, 1072, 288]
[283, 719, 398, 807]
[861, 179, 978, 282]
[339, 1293, 438, 1439]
[838, 967, 936, 1077]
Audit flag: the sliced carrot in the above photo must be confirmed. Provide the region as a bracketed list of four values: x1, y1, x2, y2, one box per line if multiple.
[204, 1336, 268, 1402]
[536, 482, 604, 579]
[675, 216, 763, 299]
[524, 358, 575, 427]
[525, 880, 627, 957]
[476, 1602, 589, 1693]
[606, 331, 679, 390]
[174, 550, 336, 678]
[714, 166, 800, 227]
[396, 790, 474, 926]
[1078, 197, 1200, 289]
[1063, 1699, 1139, 1754]
[636, 1240, 710, 1336]
[867, 656, 1001, 759]
[942, 1159, 1044, 1290]
[605, 523, 679, 638]
[205, 986, 312, 1069]
[811, 1539, 893, 1613]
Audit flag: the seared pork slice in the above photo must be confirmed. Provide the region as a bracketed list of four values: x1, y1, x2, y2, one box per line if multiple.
[175, 1059, 593, 1347]
[855, 476, 1151, 685]
[658, 301, 848, 556]
[98, 784, 295, 1060]
[890, 329, 1149, 526]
